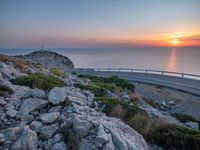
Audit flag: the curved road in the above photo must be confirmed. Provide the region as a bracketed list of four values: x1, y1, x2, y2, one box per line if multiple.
[75, 70, 200, 96]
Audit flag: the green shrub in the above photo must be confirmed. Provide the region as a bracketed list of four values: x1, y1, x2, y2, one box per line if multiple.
[11, 73, 66, 91]
[172, 113, 198, 123]
[50, 68, 65, 78]
[148, 124, 200, 150]
[74, 83, 107, 97]
[0, 84, 14, 97]
[78, 75, 135, 91]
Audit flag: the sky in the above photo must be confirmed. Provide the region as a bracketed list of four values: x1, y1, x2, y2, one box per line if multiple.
[0, 0, 200, 48]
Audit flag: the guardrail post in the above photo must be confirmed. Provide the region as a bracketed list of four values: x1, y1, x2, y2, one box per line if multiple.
[182, 74, 184, 78]
[119, 69, 121, 72]
[162, 71, 164, 75]
[108, 68, 110, 72]
[131, 69, 133, 72]
[145, 70, 147, 73]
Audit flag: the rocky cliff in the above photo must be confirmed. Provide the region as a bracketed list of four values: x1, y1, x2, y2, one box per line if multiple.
[24, 50, 74, 70]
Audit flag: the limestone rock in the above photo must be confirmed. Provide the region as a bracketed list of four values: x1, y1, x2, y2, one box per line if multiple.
[10, 126, 38, 150]
[51, 141, 67, 150]
[21, 89, 47, 99]
[30, 121, 43, 133]
[18, 98, 48, 116]
[39, 112, 60, 124]
[48, 87, 67, 105]
[40, 124, 58, 140]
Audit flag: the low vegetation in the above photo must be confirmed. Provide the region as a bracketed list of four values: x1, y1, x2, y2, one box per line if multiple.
[11, 73, 66, 91]
[78, 75, 135, 92]
[172, 113, 199, 123]
[144, 99, 160, 109]
[50, 68, 65, 78]
[0, 84, 14, 97]
[148, 124, 200, 150]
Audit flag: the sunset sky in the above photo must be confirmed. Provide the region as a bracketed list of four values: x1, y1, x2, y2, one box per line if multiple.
[0, 0, 200, 48]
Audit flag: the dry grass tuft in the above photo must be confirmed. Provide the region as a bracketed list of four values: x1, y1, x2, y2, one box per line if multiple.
[130, 94, 141, 104]
[109, 104, 125, 118]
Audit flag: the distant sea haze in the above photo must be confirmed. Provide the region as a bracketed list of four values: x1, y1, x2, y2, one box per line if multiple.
[0, 47, 200, 75]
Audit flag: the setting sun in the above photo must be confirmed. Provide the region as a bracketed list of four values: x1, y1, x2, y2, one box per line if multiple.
[170, 39, 180, 45]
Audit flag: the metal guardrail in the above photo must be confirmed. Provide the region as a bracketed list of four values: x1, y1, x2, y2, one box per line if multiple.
[75, 68, 200, 80]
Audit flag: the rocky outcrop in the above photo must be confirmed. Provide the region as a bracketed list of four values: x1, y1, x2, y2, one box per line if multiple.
[24, 50, 74, 70]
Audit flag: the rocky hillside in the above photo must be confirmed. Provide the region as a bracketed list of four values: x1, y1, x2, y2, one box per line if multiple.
[23, 50, 74, 70]
[1, 53, 200, 150]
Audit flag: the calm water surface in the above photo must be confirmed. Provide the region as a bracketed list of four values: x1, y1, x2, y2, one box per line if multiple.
[0, 47, 200, 75]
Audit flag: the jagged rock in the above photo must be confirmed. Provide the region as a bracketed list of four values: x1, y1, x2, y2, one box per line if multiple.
[0, 97, 7, 106]
[30, 121, 43, 133]
[20, 114, 34, 123]
[24, 50, 74, 70]
[39, 112, 60, 124]
[0, 133, 6, 144]
[21, 89, 47, 99]
[95, 124, 109, 147]
[18, 98, 48, 116]
[51, 141, 67, 150]
[48, 106, 62, 113]
[48, 87, 67, 105]
[0, 62, 26, 80]
[185, 121, 199, 129]
[10, 126, 38, 150]
[45, 138, 53, 150]
[73, 116, 93, 138]
[40, 124, 58, 140]
[6, 104, 17, 118]
[53, 133, 64, 144]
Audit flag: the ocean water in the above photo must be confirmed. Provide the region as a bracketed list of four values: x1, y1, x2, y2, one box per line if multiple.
[0, 47, 200, 75]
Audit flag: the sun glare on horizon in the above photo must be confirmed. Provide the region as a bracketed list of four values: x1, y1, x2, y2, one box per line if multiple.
[170, 39, 181, 46]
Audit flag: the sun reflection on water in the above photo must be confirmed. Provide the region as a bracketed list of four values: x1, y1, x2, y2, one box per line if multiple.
[166, 48, 177, 72]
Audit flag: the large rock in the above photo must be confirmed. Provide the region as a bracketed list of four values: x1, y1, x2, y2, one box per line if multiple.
[10, 126, 38, 150]
[40, 124, 58, 140]
[48, 87, 67, 105]
[39, 112, 60, 124]
[30, 121, 43, 133]
[51, 141, 67, 150]
[6, 103, 17, 118]
[21, 89, 47, 99]
[18, 98, 48, 116]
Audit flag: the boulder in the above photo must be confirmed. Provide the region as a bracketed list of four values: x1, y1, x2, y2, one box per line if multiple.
[0, 97, 7, 106]
[39, 112, 60, 124]
[30, 121, 43, 133]
[21, 89, 47, 99]
[40, 124, 58, 140]
[95, 124, 109, 147]
[51, 141, 67, 150]
[120, 92, 129, 101]
[53, 133, 64, 144]
[48, 106, 62, 113]
[6, 104, 17, 118]
[20, 114, 34, 123]
[48, 87, 67, 105]
[185, 121, 199, 129]
[10, 126, 38, 150]
[72, 116, 93, 138]
[18, 98, 48, 116]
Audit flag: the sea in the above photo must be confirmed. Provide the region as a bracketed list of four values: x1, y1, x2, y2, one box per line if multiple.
[0, 47, 200, 75]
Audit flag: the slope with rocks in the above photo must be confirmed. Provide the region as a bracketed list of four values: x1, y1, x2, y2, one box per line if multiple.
[0, 53, 149, 150]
